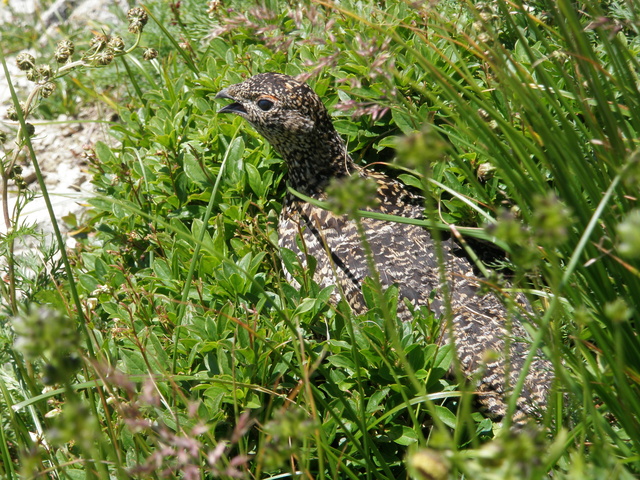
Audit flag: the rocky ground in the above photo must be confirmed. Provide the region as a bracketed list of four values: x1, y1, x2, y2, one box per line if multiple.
[1, 0, 122, 251]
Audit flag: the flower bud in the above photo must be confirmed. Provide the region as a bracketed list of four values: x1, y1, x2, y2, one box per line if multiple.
[143, 48, 158, 60]
[90, 34, 110, 51]
[6, 106, 18, 121]
[37, 64, 53, 80]
[23, 123, 35, 137]
[95, 49, 115, 65]
[476, 162, 495, 180]
[26, 68, 40, 82]
[108, 35, 125, 52]
[14, 176, 27, 189]
[16, 52, 36, 71]
[55, 39, 75, 63]
[42, 82, 56, 98]
[128, 7, 149, 34]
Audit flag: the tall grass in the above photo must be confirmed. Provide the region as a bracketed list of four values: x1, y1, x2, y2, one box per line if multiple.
[0, 0, 639, 478]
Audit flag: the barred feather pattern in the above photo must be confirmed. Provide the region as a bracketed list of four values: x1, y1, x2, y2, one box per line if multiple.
[216, 72, 553, 424]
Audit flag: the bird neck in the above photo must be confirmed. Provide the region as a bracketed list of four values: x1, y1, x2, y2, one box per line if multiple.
[278, 127, 355, 196]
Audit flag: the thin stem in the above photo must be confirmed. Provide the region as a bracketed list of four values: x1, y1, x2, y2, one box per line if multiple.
[505, 166, 625, 420]
[0, 157, 17, 315]
[0, 48, 95, 358]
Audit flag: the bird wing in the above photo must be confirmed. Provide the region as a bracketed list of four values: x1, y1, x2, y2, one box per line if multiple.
[281, 186, 551, 421]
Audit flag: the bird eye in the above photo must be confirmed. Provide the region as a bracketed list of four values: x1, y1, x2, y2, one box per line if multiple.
[257, 98, 274, 111]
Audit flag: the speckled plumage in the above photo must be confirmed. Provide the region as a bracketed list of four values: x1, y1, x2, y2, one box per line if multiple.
[216, 72, 553, 424]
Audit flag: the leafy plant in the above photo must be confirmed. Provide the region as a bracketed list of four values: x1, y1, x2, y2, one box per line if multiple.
[1, 0, 639, 478]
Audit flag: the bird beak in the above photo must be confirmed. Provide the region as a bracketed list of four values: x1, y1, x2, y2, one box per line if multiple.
[215, 88, 246, 115]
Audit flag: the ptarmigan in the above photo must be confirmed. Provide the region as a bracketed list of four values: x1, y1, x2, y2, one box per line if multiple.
[216, 72, 552, 424]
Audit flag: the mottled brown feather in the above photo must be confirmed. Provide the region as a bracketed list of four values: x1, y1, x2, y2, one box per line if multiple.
[216, 72, 553, 424]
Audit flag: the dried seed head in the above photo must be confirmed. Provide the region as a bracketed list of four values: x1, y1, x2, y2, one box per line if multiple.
[54, 51, 68, 63]
[26, 68, 40, 82]
[55, 39, 75, 63]
[90, 34, 110, 51]
[108, 35, 125, 51]
[142, 48, 158, 60]
[41, 82, 56, 98]
[476, 162, 495, 180]
[23, 123, 35, 137]
[95, 49, 115, 66]
[128, 7, 149, 34]
[477, 108, 490, 120]
[16, 52, 36, 71]
[6, 105, 19, 121]
[37, 64, 53, 80]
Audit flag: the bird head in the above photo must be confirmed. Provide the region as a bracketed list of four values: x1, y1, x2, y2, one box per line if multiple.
[215, 73, 334, 152]
[216, 72, 353, 193]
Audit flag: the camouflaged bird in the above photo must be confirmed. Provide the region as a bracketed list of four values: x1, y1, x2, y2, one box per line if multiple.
[216, 72, 553, 424]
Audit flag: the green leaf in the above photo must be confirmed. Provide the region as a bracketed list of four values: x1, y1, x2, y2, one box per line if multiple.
[392, 108, 416, 134]
[225, 137, 245, 185]
[245, 163, 263, 196]
[280, 248, 301, 276]
[293, 297, 317, 316]
[397, 173, 423, 190]
[95, 140, 116, 164]
[366, 387, 390, 414]
[390, 425, 419, 445]
[153, 259, 174, 286]
[333, 119, 361, 138]
[119, 349, 148, 374]
[326, 354, 356, 371]
[434, 405, 457, 429]
[434, 344, 453, 371]
[183, 150, 210, 186]
[377, 135, 401, 149]
[78, 273, 99, 294]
